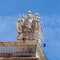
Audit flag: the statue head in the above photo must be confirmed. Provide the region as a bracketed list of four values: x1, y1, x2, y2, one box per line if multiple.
[27, 10, 32, 19]
[34, 13, 40, 21]
[18, 18, 20, 22]
[28, 10, 32, 14]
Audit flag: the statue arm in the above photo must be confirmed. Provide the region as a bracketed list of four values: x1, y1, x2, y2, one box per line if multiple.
[16, 23, 20, 33]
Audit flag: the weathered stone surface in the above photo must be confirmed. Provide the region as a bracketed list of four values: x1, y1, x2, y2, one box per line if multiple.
[0, 57, 39, 60]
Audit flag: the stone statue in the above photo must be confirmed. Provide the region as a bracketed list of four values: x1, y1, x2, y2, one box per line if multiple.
[16, 15, 24, 40]
[33, 13, 44, 40]
[16, 15, 22, 33]
[26, 10, 32, 29]
[16, 14, 24, 33]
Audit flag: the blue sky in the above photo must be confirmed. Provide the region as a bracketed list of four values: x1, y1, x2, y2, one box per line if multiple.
[0, 0, 60, 60]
